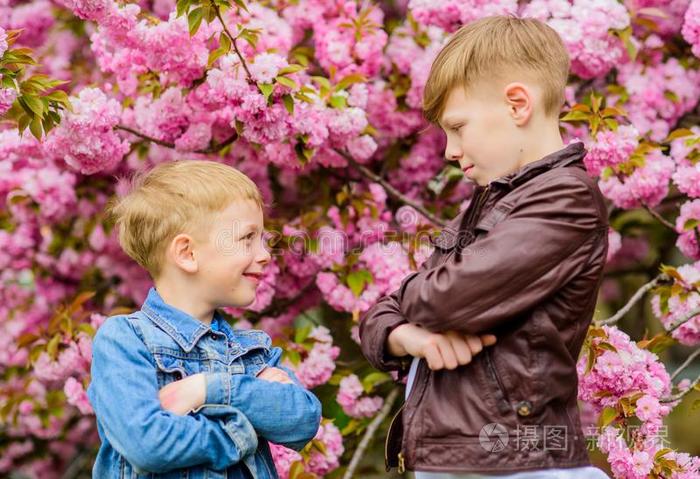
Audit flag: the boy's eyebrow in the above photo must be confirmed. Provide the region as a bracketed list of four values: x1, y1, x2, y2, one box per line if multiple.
[439, 115, 463, 128]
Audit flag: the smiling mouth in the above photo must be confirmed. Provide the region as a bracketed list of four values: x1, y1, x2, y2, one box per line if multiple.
[462, 165, 474, 173]
[243, 273, 262, 281]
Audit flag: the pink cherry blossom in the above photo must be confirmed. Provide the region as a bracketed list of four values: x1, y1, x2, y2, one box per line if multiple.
[675, 200, 700, 260]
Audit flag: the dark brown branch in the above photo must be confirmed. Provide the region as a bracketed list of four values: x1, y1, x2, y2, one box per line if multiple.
[115, 125, 237, 155]
[337, 150, 447, 228]
[211, 0, 253, 83]
[116, 125, 175, 149]
[641, 202, 676, 231]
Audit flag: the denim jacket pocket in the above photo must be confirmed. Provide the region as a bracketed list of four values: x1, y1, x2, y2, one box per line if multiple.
[153, 348, 203, 388]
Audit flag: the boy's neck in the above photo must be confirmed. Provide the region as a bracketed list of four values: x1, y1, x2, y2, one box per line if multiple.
[517, 125, 565, 170]
[154, 280, 215, 326]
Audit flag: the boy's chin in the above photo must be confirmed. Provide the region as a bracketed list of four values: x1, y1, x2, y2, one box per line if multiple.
[216, 291, 257, 310]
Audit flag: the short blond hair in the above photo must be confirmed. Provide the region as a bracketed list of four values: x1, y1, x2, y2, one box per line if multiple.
[108, 160, 265, 278]
[423, 15, 570, 124]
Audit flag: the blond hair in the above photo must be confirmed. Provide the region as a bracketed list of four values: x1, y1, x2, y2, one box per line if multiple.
[423, 15, 570, 124]
[108, 160, 264, 278]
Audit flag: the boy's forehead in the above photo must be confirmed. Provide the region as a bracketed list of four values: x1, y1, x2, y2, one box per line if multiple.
[439, 86, 476, 124]
[219, 200, 264, 225]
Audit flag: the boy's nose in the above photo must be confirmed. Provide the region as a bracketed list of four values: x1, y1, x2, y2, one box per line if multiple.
[445, 145, 462, 162]
[257, 243, 272, 265]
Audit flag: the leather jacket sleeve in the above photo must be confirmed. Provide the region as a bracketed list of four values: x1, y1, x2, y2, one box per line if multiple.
[398, 174, 607, 334]
[358, 243, 442, 375]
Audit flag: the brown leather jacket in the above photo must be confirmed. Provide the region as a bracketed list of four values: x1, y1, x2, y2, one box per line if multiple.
[359, 142, 609, 474]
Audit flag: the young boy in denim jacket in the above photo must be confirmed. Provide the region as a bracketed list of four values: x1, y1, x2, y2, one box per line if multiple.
[360, 16, 610, 478]
[87, 160, 321, 479]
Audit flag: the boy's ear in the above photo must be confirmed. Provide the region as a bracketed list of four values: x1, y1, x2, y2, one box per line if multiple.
[503, 82, 533, 126]
[169, 234, 199, 274]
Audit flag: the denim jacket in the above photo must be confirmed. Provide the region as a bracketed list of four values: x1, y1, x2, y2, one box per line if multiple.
[87, 287, 322, 479]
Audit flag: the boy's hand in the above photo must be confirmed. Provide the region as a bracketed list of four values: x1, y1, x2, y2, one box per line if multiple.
[256, 367, 294, 384]
[158, 373, 206, 415]
[388, 323, 496, 371]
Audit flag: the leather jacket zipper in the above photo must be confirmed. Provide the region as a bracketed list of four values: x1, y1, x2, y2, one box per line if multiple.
[384, 402, 406, 474]
[385, 358, 428, 473]
[484, 348, 511, 414]
[455, 185, 491, 257]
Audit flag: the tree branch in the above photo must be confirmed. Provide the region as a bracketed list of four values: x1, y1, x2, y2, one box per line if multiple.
[597, 274, 668, 326]
[338, 150, 447, 228]
[211, 0, 253, 83]
[116, 125, 175, 149]
[641, 202, 676, 231]
[660, 374, 700, 404]
[670, 348, 700, 381]
[115, 124, 237, 155]
[342, 387, 401, 479]
[666, 306, 700, 333]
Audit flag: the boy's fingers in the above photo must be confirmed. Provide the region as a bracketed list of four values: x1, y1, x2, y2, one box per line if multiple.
[480, 334, 497, 346]
[436, 337, 458, 370]
[446, 333, 472, 365]
[424, 344, 443, 370]
[465, 335, 483, 355]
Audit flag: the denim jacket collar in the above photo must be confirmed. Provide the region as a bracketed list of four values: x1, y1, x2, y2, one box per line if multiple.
[140, 287, 228, 352]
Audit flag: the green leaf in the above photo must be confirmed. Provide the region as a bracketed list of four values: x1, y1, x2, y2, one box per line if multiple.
[176, 0, 190, 18]
[187, 7, 204, 36]
[282, 94, 294, 114]
[232, 0, 249, 13]
[311, 76, 331, 90]
[275, 76, 298, 90]
[637, 333, 676, 354]
[207, 48, 226, 69]
[341, 418, 360, 435]
[346, 269, 373, 297]
[19, 95, 44, 117]
[44, 90, 69, 104]
[294, 323, 313, 344]
[329, 94, 347, 109]
[336, 73, 367, 91]
[597, 342, 618, 353]
[219, 32, 231, 52]
[362, 372, 391, 393]
[665, 128, 696, 142]
[29, 115, 43, 139]
[600, 106, 627, 118]
[616, 27, 637, 62]
[46, 334, 62, 359]
[664, 90, 679, 103]
[598, 406, 619, 429]
[17, 112, 30, 133]
[561, 110, 590, 122]
[278, 64, 304, 76]
[258, 82, 273, 100]
[684, 219, 699, 231]
[284, 349, 301, 365]
[288, 461, 304, 479]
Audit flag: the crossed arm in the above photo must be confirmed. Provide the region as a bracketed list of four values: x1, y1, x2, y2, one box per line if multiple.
[360, 175, 603, 371]
[87, 317, 259, 474]
[158, 346, 321, 452]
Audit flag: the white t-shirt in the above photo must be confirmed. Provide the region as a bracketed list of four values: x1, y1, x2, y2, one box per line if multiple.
[405, 357, 610, 479]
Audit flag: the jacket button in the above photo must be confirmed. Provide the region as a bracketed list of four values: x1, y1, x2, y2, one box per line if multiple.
[516, 401, 532, 417]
